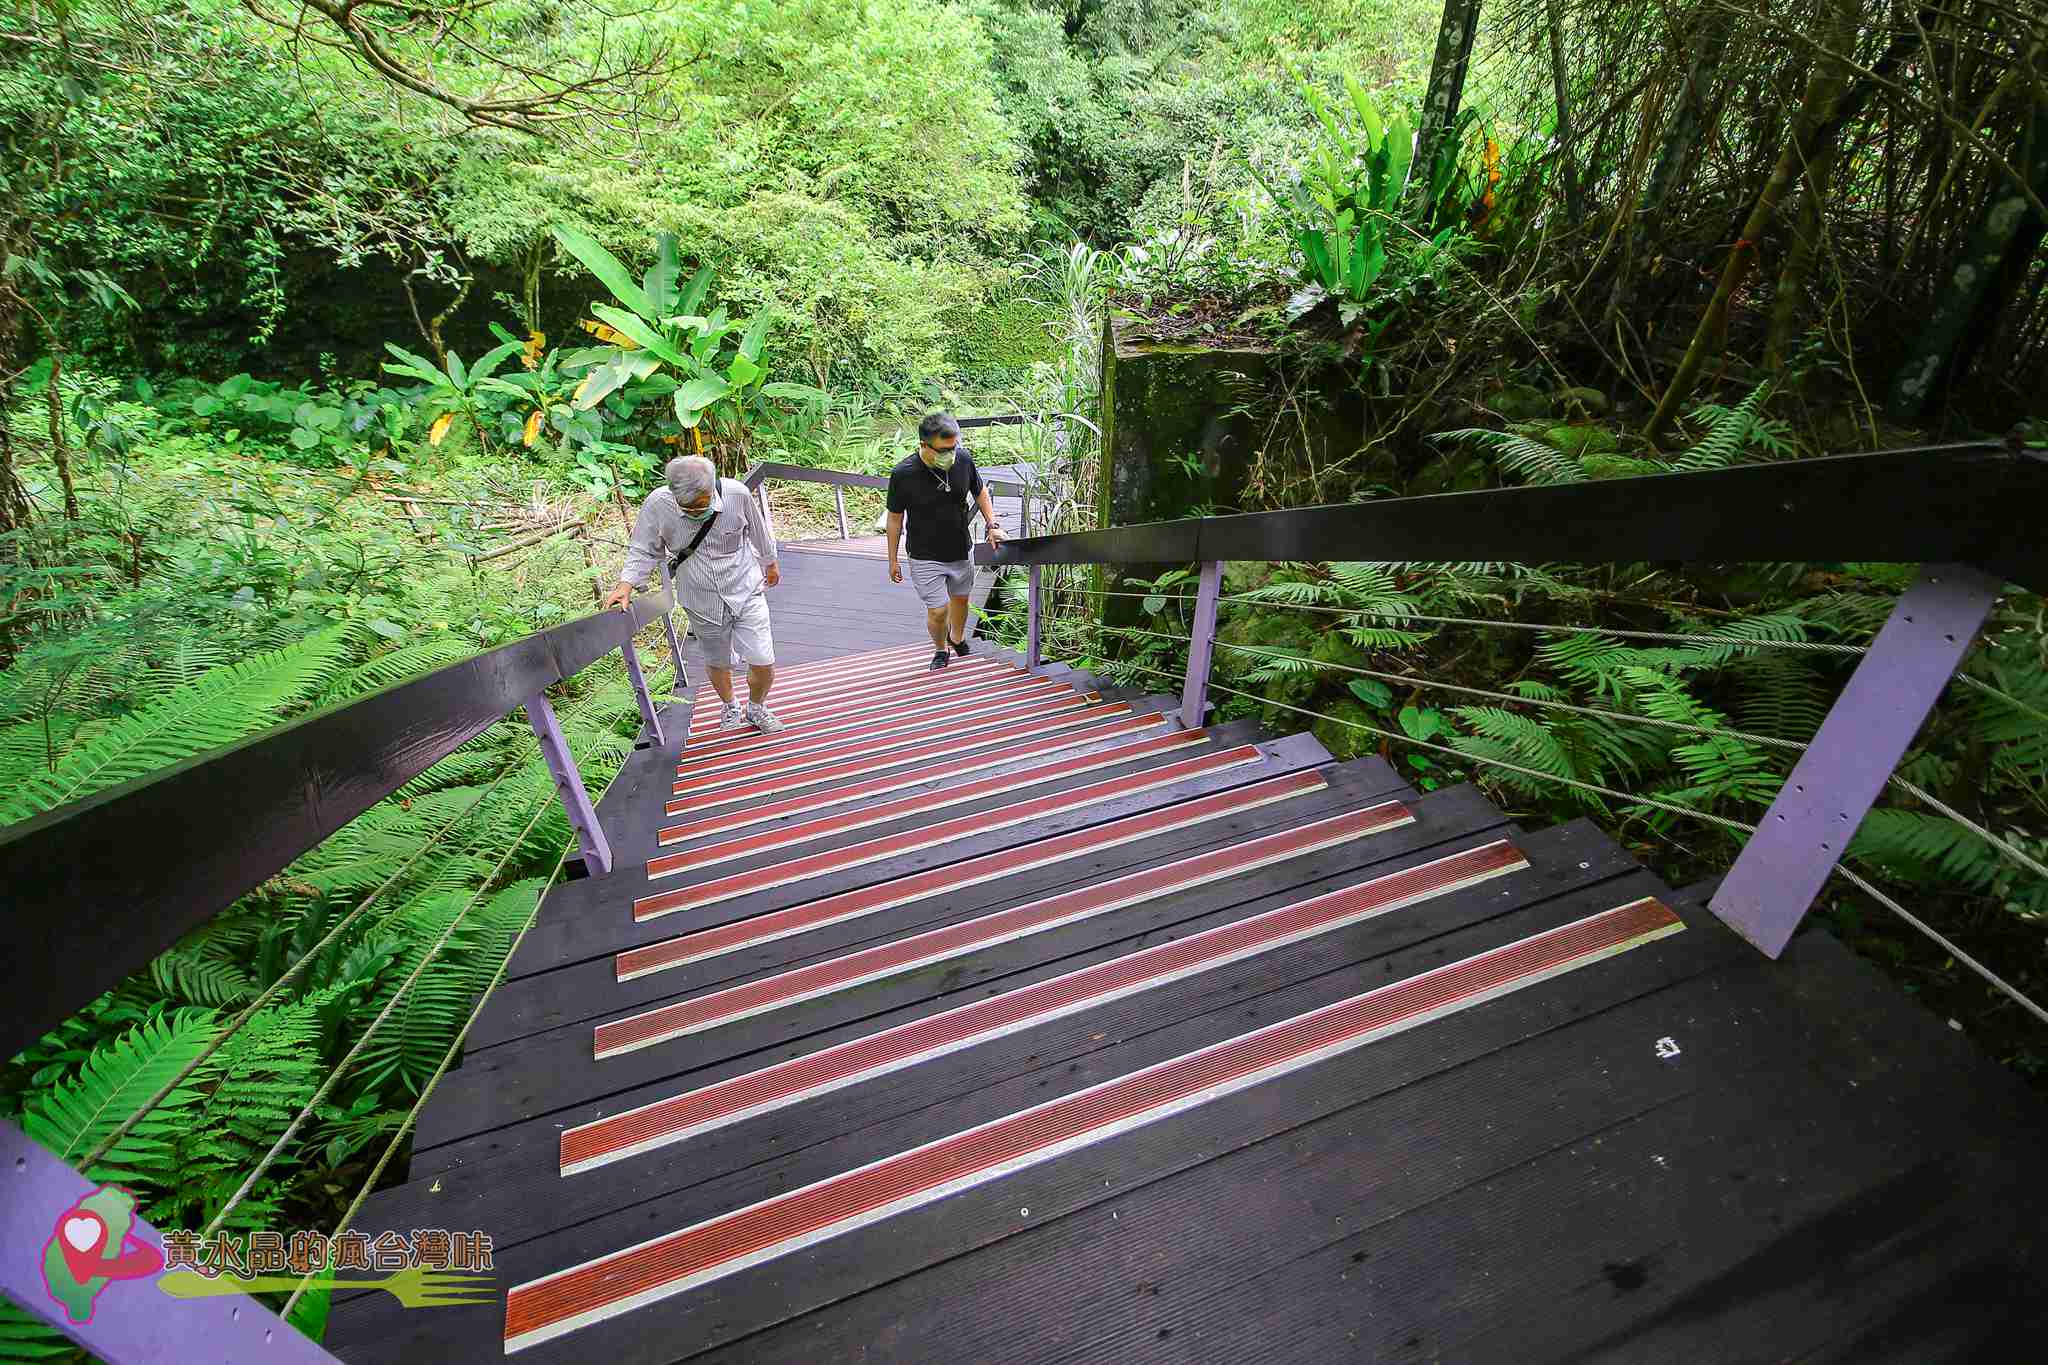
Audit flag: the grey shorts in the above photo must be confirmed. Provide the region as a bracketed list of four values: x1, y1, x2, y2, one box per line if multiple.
[907, 557, 973, 608]
[693, 593, 775, 669]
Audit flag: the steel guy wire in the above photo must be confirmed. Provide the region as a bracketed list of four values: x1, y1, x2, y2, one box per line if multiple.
[1096, 622, 2048, 890]
[204, 793, 555, 1237]
[281, 835, 573, 1318]
[77, 721, 536, 1172]
[1108, 657, 2048, 1027]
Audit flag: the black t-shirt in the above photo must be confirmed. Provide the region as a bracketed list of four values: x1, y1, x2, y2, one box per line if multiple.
[886, 448, 983, 563]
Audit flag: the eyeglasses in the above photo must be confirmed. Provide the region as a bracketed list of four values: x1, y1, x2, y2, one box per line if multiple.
[922, 441, 958, 455]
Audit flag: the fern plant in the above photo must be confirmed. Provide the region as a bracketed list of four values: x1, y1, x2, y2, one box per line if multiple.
[0, 624, 358, 825]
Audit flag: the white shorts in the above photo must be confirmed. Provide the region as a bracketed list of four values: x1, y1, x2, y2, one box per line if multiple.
[907, 557, 973, 608]
[693, 593, 775, 669]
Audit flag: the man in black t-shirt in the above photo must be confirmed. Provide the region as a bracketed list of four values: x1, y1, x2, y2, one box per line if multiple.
[886, 412, 1006, 670]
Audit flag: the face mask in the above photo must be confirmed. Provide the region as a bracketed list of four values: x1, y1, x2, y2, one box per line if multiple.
[679, 494, 717, 523]
[925, 445, 957, 471]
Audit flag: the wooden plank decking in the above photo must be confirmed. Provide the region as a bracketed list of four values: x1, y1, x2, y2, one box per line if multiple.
[324, 532, 2048, 1364]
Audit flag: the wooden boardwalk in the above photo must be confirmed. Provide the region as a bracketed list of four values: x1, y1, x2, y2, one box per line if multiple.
[324, 534, 2048, 1364]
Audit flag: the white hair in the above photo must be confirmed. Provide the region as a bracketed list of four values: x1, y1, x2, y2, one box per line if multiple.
[665, 454, 717, 503]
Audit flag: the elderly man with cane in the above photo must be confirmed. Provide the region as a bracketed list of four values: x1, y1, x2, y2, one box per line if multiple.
[603, 454, 785, 734]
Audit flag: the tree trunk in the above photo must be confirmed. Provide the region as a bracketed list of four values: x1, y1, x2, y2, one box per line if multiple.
[1647, 6, 1911, 439]
[1887, 102, 2048, 420]
[1413, 0, 1485, 224]
[1764, 138, 1841, 370]
[1640, 14, 1733, 225]
[0, 245, 30, 540]
[1543, 0, 1581, 227]
[45, 347, 79, 520]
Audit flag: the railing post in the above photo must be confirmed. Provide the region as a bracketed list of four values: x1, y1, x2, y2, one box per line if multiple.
[658, 564, 689, 695]
[1710, 563, 2001, 957]
[834, 485, 849, 540]
[757, 483, 775, 539]
[1180, 560, 1223, 730]
[525, 690, 612, 876]
[1026, 565, 1043, 669]
[1, 1122, 343, 1364]
[619, 638, 665, 748]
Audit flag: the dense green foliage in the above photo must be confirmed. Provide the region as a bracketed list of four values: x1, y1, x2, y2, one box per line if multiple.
[3, 0, 2045, 1352]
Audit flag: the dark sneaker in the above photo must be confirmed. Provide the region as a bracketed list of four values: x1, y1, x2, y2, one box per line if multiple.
[930, 650, 950, 670]
[950, 635, 971, 657]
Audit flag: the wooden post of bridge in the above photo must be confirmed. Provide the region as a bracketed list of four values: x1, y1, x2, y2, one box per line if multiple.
[526, 690, 612, 876]
[1180, 560, 1223, 730]
[620, 639, 665, 749]
[1, 1123, 343, 1364]
[1710, 563, 2002, 957]
[1026, 565, 1043, 669]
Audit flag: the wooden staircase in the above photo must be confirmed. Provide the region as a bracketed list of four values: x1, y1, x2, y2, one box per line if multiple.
[323, 642, 2048, 1363]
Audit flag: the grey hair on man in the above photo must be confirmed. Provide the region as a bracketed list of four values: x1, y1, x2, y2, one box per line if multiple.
[666, 454, 717, 504]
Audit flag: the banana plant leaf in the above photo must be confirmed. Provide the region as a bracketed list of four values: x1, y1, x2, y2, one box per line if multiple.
[737, 311, 772, 363]
[590, 304, 691, 369]
[551, 224, 655, 321]
[380, 343, 446, 387]
[574, 364, 632, 411]
[469, 340, 525, 386]
[642, 233, 681, 318]
[674, 377, 732, 427]
[677, 263, 714, 317]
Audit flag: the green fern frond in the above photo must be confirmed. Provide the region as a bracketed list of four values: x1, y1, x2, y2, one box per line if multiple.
[1727, 653, 1833, 740]
[1850, 809, 2019, 896]
[1674, 381, 1772, 471]
[0, 1298, 70, 1360]
[1435, 427, 1585, 485]
[0, 715, 77, 788]
[150, 949, 257, 1007]
[316, 637, 478, 707]
[22, 1008, 219, 1182]
[0, 625, 356, 825]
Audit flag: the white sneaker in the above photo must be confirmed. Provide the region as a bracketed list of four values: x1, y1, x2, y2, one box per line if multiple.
[745, 702, 784, 734]
[717, 701, 745, 731]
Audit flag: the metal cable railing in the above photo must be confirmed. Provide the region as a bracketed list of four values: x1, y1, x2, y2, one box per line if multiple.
[73, 725, 538, 1172]
[197, 661, 653, 1235]
[280, 827, 575, 1316]
[1091, 620, 2048, 887]
[1075, 650, 2048, 1030]
[1046, 584, 1875, 653]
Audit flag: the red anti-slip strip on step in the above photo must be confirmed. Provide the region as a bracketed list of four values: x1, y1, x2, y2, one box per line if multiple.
[669, 694, 1106, 801]
[634, 746, 1267, 923]
[620, 770, 1328, 981]
[658, 714, 1169, 844]
[695, 642, 976, 691]
[674, 677, 1078, 777]
[663, 705, 1141, 820]
[680, 669, 1053, 760]
[509, 896, 1684, 1350]
[686, 658, 1016, 734]
[647, 730, 1209, 880]
[594, 799, 1432, 1063]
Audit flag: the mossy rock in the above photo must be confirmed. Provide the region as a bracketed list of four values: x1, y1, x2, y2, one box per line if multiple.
[1552, 386, 1611, 417]
[1215, 611, 1322, 710]
[1313, 699, 1385, 762]
[1544, 424, 1620, 457]
[1489, 383, 1550, 421]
